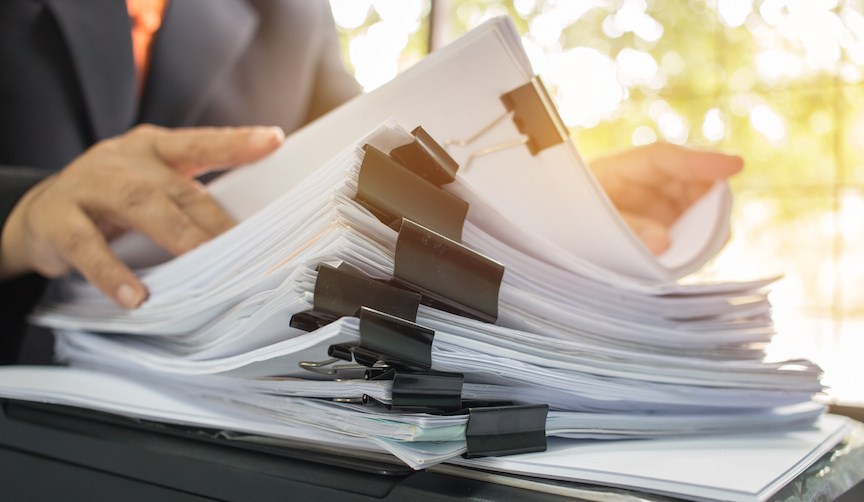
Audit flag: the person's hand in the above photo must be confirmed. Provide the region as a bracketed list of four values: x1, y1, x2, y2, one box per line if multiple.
[589, 142, 743, 255]
[0, 124, 284, 308]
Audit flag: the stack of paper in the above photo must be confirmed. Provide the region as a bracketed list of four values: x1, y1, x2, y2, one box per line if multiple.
[0, 365, 854, 502]
[0, 16, 837, 501]
[31, 118, 823, 441]
[452, 416, 858, 502]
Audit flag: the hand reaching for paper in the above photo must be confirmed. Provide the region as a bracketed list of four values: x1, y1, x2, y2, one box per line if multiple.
[589, 142, 743, 256]
[0, 125, 284, 309]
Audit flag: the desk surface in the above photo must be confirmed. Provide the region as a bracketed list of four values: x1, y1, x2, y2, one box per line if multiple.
[1, 399, 862, 502]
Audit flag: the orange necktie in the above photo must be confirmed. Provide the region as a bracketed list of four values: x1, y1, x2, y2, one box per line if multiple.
[127, 0, 168, 93]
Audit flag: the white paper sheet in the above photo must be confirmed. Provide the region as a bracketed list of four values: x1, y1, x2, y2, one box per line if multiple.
[0, 365, 847, 493]
[455, 414, 855, 502]
[197, 17, 730, 282]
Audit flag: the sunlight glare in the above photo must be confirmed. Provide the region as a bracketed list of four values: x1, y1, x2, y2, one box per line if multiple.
[657, 109, 688, 144]
[702, 108, 726, 142]
[602, 0, 663, 42]
[616, 48, 658, 87]
[779, 3, 844, 68]
[349, 24, 404, 91]
[842, 7, 864, 65]
[839, 192, 864, 243]
[759, 0, 784, 26]
[647, 98, 671, 122]
[633, 13, 663, 42]
[549, 48, 626, 128]
[514, 0, 537, 18]
[372, 0, 425, 26]
[329, 0, 372, 29]
[529, 13, 564, 46]
[718, 0, 752, 28]
[749, 104, 787, 144]
[754, 48, 804, 83]
[555, 0, 596, 25]
[632, 126, 657, 145]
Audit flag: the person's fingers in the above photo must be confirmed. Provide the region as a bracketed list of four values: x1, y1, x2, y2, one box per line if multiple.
[619, 211, 670, 255]
[3, 124, 286, 311]
[144, 167, 236, 237]
[599, 171, 683, 226]
[94, 216, 129, 242]
[631, 142, 743, 183]
[2, 125, 285, 309]
[591, 142, 743, 188]
[655, 178, 714, 215]
[150, 126, 285, 176]
[590, 143, 743, 229]
[40, 208, 147, 308]
[623, 187, 681, 227]
[82, 173, 213, 256]
[168, 177, 236, 236]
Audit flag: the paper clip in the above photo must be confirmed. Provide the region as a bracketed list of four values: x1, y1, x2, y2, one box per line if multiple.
[297, 357, 390, 377]
[289, 263, 422, 332]
[389, 126, 459, 186]
[464, 404, 549, 458]
[445, 76, 568, 172]
[291, 219, 505, 328]
[362, 369, 465, 413]
[298, 307, 435, 376]
[355, 145, 468, 242]
[391, 219, 504, 323]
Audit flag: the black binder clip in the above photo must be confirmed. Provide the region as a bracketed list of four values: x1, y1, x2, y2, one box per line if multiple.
[502, 77, 569, 155]
[352, 307, 435, 370]
[391, 219, 504, 323]
[389, 126, 460, 186]
[445, 76, 568, 170]
[298, 307, 434, 375]
[289, 264, 422, 332]
[363, 369, 464, 413]
[463, 404, 548, 458]
[355, 145, 468, 242]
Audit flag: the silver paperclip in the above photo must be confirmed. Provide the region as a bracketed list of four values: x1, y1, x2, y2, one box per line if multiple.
[444, 76, 568, 172]
[298, 358, 389, 376]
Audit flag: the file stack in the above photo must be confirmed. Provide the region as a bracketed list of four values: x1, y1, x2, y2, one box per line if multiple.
[21, 17, 824, 469]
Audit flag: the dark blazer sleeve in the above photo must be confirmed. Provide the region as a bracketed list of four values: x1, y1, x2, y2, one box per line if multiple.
[0, 166, 50, 225]
[0, 167, 51, 364]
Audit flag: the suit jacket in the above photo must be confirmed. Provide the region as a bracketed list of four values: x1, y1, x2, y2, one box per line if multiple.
[0, 0, 361, 363]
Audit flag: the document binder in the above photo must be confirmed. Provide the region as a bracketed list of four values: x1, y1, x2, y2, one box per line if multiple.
[389, 126, 459, 186]
[446, 76, 568, 170]
[500, 77, 568, 156]
[366, 370, 464, 413]
[300, 307, 551, 453]
[291, 215, 506, 327]
[356, 145, 468, 242]
[464, 404, 549, 458]
[290, 264, 421, 328]
[340, 307, 436, 371]
[392, 219, 504, 323]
